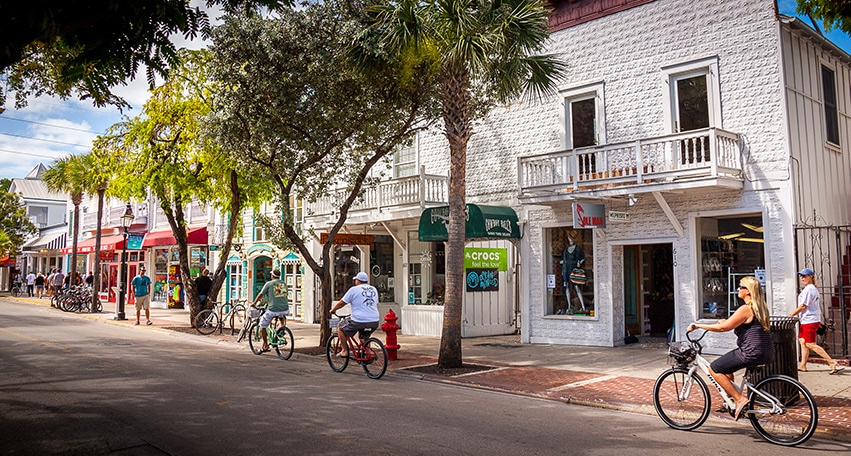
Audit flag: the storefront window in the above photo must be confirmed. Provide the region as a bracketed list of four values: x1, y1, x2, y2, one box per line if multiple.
[546, 227, 594, 316]
[408, 232, 445, 304]
[370, 235, 395, 302]
[698, 215, 765, 319]
[153, 249, 170, 302]
[333, 245, 360, 300]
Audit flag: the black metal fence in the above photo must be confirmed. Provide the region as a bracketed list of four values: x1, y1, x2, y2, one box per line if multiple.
[794, 224, 851, 359]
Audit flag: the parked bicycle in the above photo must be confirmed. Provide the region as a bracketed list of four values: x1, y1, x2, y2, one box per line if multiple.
[325, 313, 388, 380]
[245, 306, 294, 360]
[54, 286, 101, 313]
[194, 299, 247, 336]
[653, 329, 817, 446]
[11, 283, 22, 297]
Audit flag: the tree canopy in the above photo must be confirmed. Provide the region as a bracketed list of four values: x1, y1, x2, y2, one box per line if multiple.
[207, 0, 439, 344]
[0, 185, 38, 258]
[797, 0, 851, 35]
[0, 0, 288, 110]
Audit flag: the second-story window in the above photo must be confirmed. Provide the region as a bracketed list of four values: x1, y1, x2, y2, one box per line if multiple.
[394, 134, 418, 178]
[663, 57, 721, 134]
[562, 82, 605, 150]
[822, 65, 840, 146]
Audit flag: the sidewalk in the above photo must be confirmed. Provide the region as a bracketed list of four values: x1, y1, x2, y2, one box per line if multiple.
[13, 295, 851, 443]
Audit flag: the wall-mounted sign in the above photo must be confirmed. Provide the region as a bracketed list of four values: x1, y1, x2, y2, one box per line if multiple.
[547, 274, 556, 289]
[319, 233, 374, 245]
[466, 268, 499, 292]
[609, 211, 630, 222]
[573, 202, 606, 229]
[464, 247, 508, 271]
[127, 233, 144, 250]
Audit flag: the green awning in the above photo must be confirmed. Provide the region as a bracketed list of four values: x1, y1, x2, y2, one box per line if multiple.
[418, 204, 520, 242]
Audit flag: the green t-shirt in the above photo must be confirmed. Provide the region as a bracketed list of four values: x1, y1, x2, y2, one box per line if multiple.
[259, 279, 289, 312]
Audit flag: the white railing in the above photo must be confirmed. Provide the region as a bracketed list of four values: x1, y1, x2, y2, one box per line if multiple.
[518, 128, 742, 194]
[305, 167, 449, 218]
[82, 201, 148, 231]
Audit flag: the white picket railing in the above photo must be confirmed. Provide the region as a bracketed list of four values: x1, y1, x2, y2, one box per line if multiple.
[305, 167, 448, 218]
[518, 128, 742, 194]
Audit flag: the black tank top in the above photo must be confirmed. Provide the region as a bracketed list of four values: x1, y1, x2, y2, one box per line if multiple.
[735, 319, 775, 364]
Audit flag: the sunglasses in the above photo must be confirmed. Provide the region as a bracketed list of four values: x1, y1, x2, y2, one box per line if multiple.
[738, 286, 748, 290]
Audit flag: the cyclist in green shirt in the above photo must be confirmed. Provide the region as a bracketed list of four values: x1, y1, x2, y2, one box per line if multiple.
[251, 269, 289, 352]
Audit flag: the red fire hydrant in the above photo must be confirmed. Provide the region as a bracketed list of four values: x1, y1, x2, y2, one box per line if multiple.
[381, 309, 401, 360]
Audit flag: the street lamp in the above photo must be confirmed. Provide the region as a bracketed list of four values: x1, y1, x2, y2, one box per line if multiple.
[115, 203, 134, 320]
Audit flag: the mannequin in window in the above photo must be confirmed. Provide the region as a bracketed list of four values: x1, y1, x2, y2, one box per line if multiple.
[562, 235, 587, 311]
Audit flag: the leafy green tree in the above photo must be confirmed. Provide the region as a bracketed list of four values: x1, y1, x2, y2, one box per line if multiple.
[207, 1, 438, 345]
[42, 154, 89, 284]
[797, 0, 851, 34]
[0, 188, 36, 257]
[0, 0, 289, 109]
[364, 0, 565, 368]
[107, 48, 269, 324]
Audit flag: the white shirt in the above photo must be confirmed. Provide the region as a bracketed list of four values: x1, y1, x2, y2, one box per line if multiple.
[26, 273, 36, 285]
[341, 284, 380, 323]
[797, 284, 821, 325]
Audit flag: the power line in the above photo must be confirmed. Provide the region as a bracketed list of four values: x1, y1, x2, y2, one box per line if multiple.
[0, 148, 62, 159]
[0, 116, 101, 135]
[0, 132, 90, 148]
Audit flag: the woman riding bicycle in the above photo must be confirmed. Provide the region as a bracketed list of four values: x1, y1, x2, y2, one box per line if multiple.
[687, 276, 774, 420]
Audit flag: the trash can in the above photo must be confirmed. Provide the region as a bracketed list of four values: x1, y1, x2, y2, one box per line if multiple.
[749, 316, 799, 403]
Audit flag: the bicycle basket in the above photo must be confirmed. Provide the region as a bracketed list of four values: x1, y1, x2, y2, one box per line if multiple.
[248, 307, 263, 319]
[668, 341, 696, 366]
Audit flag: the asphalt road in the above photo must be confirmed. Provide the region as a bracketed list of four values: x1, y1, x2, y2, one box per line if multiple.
[1, 298, 847, 455]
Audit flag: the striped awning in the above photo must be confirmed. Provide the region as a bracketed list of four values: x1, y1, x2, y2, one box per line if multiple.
[22, 232, 67, 252]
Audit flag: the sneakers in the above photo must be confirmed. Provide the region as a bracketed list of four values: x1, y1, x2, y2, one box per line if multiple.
[146, 321, 152, 326]
[135, 321, 140, 325]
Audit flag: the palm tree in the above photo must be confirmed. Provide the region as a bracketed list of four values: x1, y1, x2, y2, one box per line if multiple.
[82, 146, 116, 311]
[43, 154, 89, 290]
[365, 0, 565, 368]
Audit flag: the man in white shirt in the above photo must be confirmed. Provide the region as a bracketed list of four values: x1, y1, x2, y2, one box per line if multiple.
[25, 270, 36, 297]
[329, 272, 380, 358]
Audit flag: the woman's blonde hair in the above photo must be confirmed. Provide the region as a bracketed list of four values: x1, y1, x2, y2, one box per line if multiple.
[741, 276, 770, 331]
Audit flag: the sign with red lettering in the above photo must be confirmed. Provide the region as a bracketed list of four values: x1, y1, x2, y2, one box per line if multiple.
[572, 202, 606, 229]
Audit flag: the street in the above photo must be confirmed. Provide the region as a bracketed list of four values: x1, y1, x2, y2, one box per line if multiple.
[0, 298, 847, 455]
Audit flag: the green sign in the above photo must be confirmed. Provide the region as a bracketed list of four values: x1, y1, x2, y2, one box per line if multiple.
[464, 247, 508, 271]
[418, 204, 520, 242]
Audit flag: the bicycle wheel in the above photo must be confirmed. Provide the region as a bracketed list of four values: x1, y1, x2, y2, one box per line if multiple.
[274, 326, 294, 360]
[12, 287, 21, 297]
[247, 323, 267, 355]
[194, 309, 219, 335]
[653, 368, 711, 430]
[228, 304, 247, 335]
[748, 375, 817, 446]
[326, 334, 349, 372]
[361, 338, 388, 379]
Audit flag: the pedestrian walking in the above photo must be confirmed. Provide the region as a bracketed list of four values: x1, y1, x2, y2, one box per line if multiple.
[25, 270, 36, 297]
[35, 273, 45, 298]
[46, 269, 55, 297]
[130, 266, 153, 325]
[789, 268, 844, 374]
[195, 268, 212, 309]
[85, 271, 94, 287]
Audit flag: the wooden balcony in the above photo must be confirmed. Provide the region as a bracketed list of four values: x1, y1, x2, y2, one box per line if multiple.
[518, 128, 744, 202]
[81, 202, 149, 232]
[304, 167, 448, 224]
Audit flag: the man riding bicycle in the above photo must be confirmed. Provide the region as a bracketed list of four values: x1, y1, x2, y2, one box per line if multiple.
[330, 272, 380, 358]
[251, 269, 289, 353]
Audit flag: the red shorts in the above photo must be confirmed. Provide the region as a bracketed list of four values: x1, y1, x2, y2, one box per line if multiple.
[799, 322, 819, 344]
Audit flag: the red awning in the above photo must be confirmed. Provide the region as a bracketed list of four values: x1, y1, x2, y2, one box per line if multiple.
[62, 234, 126, 254]
[0, 255, 16, 266]
[142, 227, 208, 247]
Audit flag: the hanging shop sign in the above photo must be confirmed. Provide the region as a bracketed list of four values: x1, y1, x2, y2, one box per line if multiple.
[573, 202, 606, 229]
[465, 268, 499, 292]
[464, 247, 508, 271]
[418, 204, 520, 242]
[127, 233, 145, 250]
[609, 211, 630, 222]
[319, 233, 374, 245]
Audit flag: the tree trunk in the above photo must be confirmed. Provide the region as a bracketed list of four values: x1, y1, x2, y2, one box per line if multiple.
[91, 188, 105, 310]
[206, 170, 241, 309]
[438, 66, 472, 369]
[69, 194, 82, 287]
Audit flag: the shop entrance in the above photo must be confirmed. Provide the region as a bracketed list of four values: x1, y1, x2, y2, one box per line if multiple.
[624, 243, 674, 338]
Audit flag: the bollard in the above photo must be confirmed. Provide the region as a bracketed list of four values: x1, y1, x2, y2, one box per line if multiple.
[381, 309, 401, 360]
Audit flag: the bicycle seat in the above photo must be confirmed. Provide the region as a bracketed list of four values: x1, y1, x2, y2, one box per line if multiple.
[358, 328, 374, 339]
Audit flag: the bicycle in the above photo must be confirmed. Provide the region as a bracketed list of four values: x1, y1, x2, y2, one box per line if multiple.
[653, 329, 818, 446]
[245, 307, 294, 360]
[11, 284, 22, 297]
[194, 300, 247, 336]
[325, 313, 388, 380]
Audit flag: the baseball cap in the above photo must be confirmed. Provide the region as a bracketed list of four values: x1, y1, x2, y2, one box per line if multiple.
[798, 268, 814, 276]
[355, 272, 369, 282]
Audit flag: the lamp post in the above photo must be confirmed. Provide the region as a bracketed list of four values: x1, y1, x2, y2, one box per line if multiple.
[115, 203, 134, 320]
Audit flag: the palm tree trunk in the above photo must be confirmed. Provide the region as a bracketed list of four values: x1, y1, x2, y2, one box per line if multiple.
[438, 66, 472, 369]
[91, 188, 105, 310]
[69, 195, 82, 288]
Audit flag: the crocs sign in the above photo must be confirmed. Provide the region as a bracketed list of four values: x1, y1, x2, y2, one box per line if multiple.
[572, 202, 606, 229]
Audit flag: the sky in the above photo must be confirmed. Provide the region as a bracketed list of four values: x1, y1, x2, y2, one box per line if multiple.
[1, 1, 849, 181]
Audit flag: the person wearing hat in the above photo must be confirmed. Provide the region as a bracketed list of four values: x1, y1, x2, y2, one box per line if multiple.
[789, 268, 843, 374]
[329, 271, 380, 358]
[130, 266, 153, 326]
[251, 269, 289, 353]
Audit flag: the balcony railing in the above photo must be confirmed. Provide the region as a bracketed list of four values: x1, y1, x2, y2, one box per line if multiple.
[305, 168, 448, 218]
[81, 202, 149, 232]
[518, 128, 742, 196]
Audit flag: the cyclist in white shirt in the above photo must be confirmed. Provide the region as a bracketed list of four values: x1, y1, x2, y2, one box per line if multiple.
[329, 272, 380, 358]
